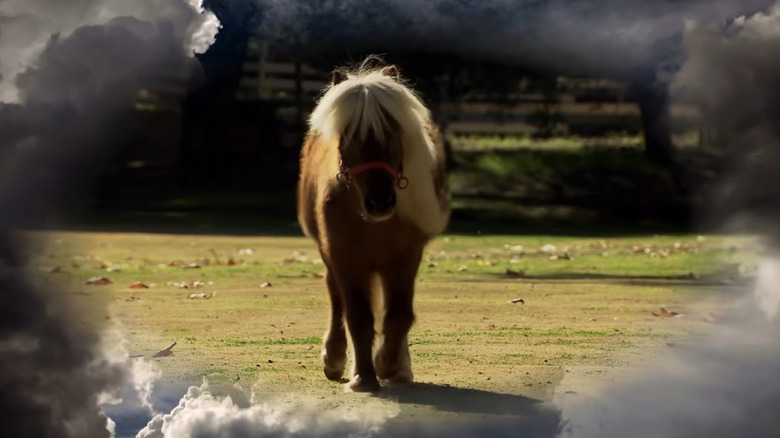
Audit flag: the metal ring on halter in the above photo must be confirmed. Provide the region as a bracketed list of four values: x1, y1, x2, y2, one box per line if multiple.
[336, 171, 350, 184]
[396, 176, 409, 190]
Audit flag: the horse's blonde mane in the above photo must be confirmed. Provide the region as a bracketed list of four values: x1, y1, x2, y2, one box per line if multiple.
[308, 57, 449, 237]
[308, 61, 431, 146]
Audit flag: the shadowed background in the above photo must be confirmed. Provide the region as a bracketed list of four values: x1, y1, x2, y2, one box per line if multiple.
[6, 0, 772, 238]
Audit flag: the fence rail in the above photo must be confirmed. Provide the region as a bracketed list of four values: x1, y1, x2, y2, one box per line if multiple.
[131, 38, 703, 138]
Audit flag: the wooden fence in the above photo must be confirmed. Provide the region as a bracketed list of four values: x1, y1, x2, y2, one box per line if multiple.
[130, 39, 703, 149]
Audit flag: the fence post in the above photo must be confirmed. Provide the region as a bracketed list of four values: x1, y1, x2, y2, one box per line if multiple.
[294, 60, 305, 141]
[257, 39, 269, 98]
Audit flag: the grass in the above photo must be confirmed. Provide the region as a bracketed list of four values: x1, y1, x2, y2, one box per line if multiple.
[447, 130, 702, 152]
[20, 228, 759, 407]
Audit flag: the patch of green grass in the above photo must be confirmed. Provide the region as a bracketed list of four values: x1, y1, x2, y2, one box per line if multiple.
[409, 339, 440, 346]
[167, 327, 191, 333]
[414, 352, 460, 360]
[219, 337, 321, 347]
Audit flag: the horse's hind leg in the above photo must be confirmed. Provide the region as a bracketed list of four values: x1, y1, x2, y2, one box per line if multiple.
[375, 248, 423, 384]
[322, 269, 347, 381]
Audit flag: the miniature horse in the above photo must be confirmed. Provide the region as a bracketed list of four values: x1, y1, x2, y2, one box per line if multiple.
[296, 57, 451, 393]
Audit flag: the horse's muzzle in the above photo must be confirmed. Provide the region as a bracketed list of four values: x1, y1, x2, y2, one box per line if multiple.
[363, 191, 396, 218]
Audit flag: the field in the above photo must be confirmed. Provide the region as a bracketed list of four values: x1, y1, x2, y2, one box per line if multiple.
[21, 225, 759, 424]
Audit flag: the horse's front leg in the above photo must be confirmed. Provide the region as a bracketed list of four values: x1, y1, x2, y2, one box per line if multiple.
[336, 268, 380, 393]
[322, 269, 347, 381]
[374, 248, 423, 385]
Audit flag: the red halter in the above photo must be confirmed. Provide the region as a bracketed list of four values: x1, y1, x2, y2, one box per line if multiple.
[337, 157, 409, 189]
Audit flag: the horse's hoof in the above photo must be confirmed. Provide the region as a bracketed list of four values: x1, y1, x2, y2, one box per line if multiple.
[324, 365, 344, 381]
[380, 370, 414, 386]
[344, 375, 381, 393]
[323, 353, 345, 381]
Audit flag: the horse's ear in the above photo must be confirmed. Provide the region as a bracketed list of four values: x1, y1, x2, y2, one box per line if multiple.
[332, 69, 348, 85]
[381, 65, 400, 80]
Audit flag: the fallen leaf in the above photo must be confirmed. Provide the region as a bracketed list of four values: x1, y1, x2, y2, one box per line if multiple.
[129, 282, 149, 289]
[509, 298, 525, 304]
[652, 307, 681, 317]
[167, 260, 185, 267]
[505, 269, 525, 278]
[260, 282, 272, 288]
[152, 341, 176, 358]
[505, 244, 524, 254]
[126, 296, 142, 302]
[189, 291, 215, 299]
[86, 276, 111, 285]
[311, 272, 325, 279]
[427, 262, 437, 268]
[227, 258, 237, 266]
[475, 259, 485, 266]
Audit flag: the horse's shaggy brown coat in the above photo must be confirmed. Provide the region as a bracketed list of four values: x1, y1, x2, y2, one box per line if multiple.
[297, 57, 450, 392]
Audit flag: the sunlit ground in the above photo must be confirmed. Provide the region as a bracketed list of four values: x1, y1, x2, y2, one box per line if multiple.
[17, 228, 760, 434]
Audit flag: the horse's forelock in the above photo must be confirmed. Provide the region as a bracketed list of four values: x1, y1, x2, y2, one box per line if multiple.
[310, 65, 429, 164]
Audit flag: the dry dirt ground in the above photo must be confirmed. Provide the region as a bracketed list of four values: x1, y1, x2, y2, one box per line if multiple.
[19, 229, 758, 426]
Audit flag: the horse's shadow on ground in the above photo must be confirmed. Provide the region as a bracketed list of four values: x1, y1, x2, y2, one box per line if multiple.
[375, 382, 549, 417]
[373, 382, 564, 437]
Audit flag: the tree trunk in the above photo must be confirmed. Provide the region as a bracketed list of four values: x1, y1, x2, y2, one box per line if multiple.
[294, 60, 305, 143]
[632, 80, 675, 167]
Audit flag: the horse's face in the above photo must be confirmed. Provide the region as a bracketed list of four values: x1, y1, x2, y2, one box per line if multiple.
[339, 129, 403, 222]
[332, 63, 406, 222]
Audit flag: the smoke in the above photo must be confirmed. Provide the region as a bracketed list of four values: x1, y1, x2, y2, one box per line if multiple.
[0, 0, 219, 103]
[0, 1, 219, 438]
[100, 322, 164, 415]
[131, 379, 566, 438]
[552, 4, 780, 437]
[253, 0, 774, 79]
[135, 382, 400, 438]
[554, 256, 780, 438]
